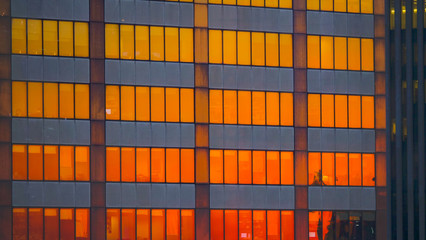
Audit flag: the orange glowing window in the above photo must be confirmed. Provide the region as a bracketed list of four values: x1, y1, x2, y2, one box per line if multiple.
[106, 85, 120, 120]
[266, 92, 279, 125]
[59, 21, 73, 57]
[60, 146, 74, 181]
[253, 151, 266, 184]
[59, 84, 74, 118]
[120, 25, 135, 59]
[75, 209, 89, 240]
[27, 19, 42, 55]
[335, 153, 348, 185]
[224, 150, 238, 184]
[75, 146, 89, 181]
[307, 0, 319, 10]
[180, 28, 193, 63]
[321, 36, 334, 69]
[279, 34, 293, 67]
[349, 153, 362, 186]
[307, 35, 320, 68]
[29, 208, 43, 240]
[166, 209, 180, 240]
[166, 149, 180, 183]
[266, 33, 279, 67]
[27, 82, 43, 118]
[348, 38, 360, 70]
[321, 153, 335, 186]
[122, 209, 135, 240]
[224, 90, 237, 124]
[165, 27, 179, 62]
[252, 91, 265, 125]
[165, 88, 180, 122]
[266, 211, 280, 240]
[137, 210, 150, 240]
[42, 20, 57, 55]
[281, 152, 294, 185]
[280, 93, 293, 126]
[321, 0, 333, 10]
[121, 86, 135, 121]
[209, 30, 222, 64]
[334, 37, 347, 70]
[181, 209, 195, 240]
[181, 149, 194, 183]
[106, 147, 120, 182]
[45, 208, 59, 240]
[361, 39, 374, 71]
[309, 153, 322, 185]
[121, 147, 135, 182]
[348, 95, 361, 128]
[105, 24, 119, 58]
[44, 83, 58, 118]
[322, 211, 333, 239]
[135, 26, 149, 60]
[136, 87, 150, 121]
[308, 94, 321, 127]
[211, 210, 224, 240]
[60, 209, 75, 239]
[252, 32, 265, 66]
[238, 150, 252, 184]
[210, 90, 223, 124]
[281, 211, 294, 239]
[13, 208, 28, 240]
[223, 30, 237, 65]
[106, 209, 120, 240]
[335, 95, 348, 128]
[13, 145, 27, 180]
[152, 209, 165, 240]
[136, 148, 150, 182]
[239, 210, 252, 240]
[334, 0, 346, 11]
[181, 88, 194, 123]
[253, 211, 266, 240]
[362, 154, 375, 186]
[12, 81, 27, 117]
[44, 145, 59, 181]
[151, 148, 165, 182]
[150, 26, 165, 61]
[348, 0, 360, 12]
[238, 31, 251, 65]
[12, 18, 27, 54]
[362, 96, 375, 128]
[75, 84, 89, 119]
[267, 151, 280, 185]
[225, 210, 238, 240]
[238, 91, 252, 125]
[321, 94, 334, 127]
[151, 87, 165, 122]
[309, 211, 321, 240]
[361, 0, 373, 13]
[28, 145, 43, 180]
[210, 149, 224, 183]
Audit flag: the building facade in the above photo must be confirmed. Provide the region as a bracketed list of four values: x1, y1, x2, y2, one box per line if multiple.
[0, 0, 391, 239]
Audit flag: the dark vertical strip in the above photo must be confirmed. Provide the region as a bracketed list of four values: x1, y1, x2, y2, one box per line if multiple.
[417, 0, 425, 238]
[394, 0, 403, 238]
[405, 0, 414, 239]
[385, 0, 392, 237]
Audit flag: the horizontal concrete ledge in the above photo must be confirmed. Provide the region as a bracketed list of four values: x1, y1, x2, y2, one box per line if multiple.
[13, 181, 90, 207]
[106, 183, 195, 209]
[11, 0, 89, 21]
[309, 186, 376, 210]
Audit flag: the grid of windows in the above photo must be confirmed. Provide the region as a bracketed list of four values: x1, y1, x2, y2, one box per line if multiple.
[12, 81, 90, 119]
[307, 36, 374, 71]
[209, 90, 293, 125]
[106, 209, 195, 240]
[11, 18, 89, 57]
[306, 0, 373, 13]
[209, 30, 293, 67]
[105, 24, 194, 62]
[12, 208, 90, 240]
[307, 94, 375, 128]
[308, 152, 375, 186]
[105, 86, 194, 122]
[208, 0, 292, 8]
[106, 147, 194, 183]
[12, 144, 90, 181]
[210, 150, 294, 185]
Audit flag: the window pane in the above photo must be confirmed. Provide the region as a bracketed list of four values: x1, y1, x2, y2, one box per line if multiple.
[238, 91, 252, 124]
[307, 0, 319, 10]
[267, 151, 280, 185]
[60, 209, 75, 240]
[151, 26, 165, 61]
[238, 150, 252, 184]
[210, 90, 223, 123]
[252, 32, 265, 66]
[28, 145, 43, 180]
[45, 208, 59, 240]
[106, 209, 120, 240]
[135, 26, 150, 60]
[349, 153, 362, 186]
[122, 209, 136, 240]
[121, 147, 135, 182]
[224, 150, 238, 184]
[309, 211, 321, 240]
[151, 148, 165, 182]
[362, 96, 375, 128]
[137, 210, 150, 240]
[334, 37, 347, 70]
[105, 24, 119, 58]
[348, 0, 360, 12]
[225, 210, 238, 240]
[74, 22, 89, 57]
[309, 153, 321, 185]
[106, 147, 120, 182]
[223, 30, 237, 65]
[12, 18, 27, 54]
[59, 21, 74, 56]
[44, 83, 59, 118]
[59, 83, 74, 119]
[75, 146, 90, 181]
[181, 149, 194, 183]
[266, 92, 279, 125]
[336, 153, 348, 185]
[321, 0, 333, 10]
[166, 209, 180, 240]
[44, 145, 59, 181]
[253, 211, 266, 240]
[166, 149, 180, 183]
[308, 94, 320, 127]
[106, 85, 120, 120]
[180, 28, 193, 62]
[361, 38, 374, 71]
[209, 30, 222, 64]
[280, 92, 293, 126]
[151, 87, 165, 121]
[361, 0, 373, 13]
[266, 33, 279, 66]
[136, 87, 150, 121]
[321, 36, 333, 69]
[211, 210, 224, 240]
[321, 94, 334, 127]
[12, 81, 27, 117]
[335, 95, 348, 128]
[237, 31, 251, 65]
[279, 34, 293, 67]
[281, 152, 294, 185]
[136, 148, 150, 182]
[27, 19, 42, 55]
[210, 150, 223, 183]
[252, 91, 265, 125]
[120, 24, 135, 59]
[60, 146, 75, 181]
[121, 86, 135, 121]
[152, 209, 165, 240]
[281, 211, 294, 240]
[29, 208, 43, 240]
[239, 210, 252, 240]
[43, 20, 58, 56]
[348, 95, 361, 128]
[362, 154, 375, 186]
[348, 38, 360, 70]
[27, 82, 43, 118]
[334, 0, 346, 11]
[13, 145, 27, 180]
[253, 151, 266, 184]
[75, 84, 89, 119]
[76, 209, 90, 240]
[165, 27, 179, 62]
[322, 153, 335, 186]
[279, 0, 291, 8]
[267, 211, 280, 240]
[322, 211, 334, 239]
[224, 90, 237, 124]
[180, 88, 194, 122]
[166, 88, 180, 122]
[307, 35, 320, 68]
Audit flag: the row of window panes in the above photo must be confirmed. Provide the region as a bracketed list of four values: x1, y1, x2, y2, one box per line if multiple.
[308, 94, 375, 128]
[13, 208, 90, 240]
[308, 152, 375, 186]
[307, 36, 374, 71]
[209, 30, 293, 67]
[107, 209, 195, 240]
[106, 147, 194, 183]
[12, 144, 90, 181]
[210, 150, 294, 185]
[105, 24, 194, 62]
[210, 210, 294, 240]
[208, 0, 292, 8]
[309, 211, 375, 240]
[307, 0, 373, 13]
[105, 85, 194, 122]
[11, 18, 89, 57]
[12, 81, 89, 119]
[209, 90, 293, 125]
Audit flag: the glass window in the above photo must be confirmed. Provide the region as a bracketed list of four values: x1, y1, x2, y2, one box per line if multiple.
[335, 95, 348, 128]
[75, 209, 90, 240]
[74, 22, 89, 57]
[43, 20, 58, 56]
[165, 88, 180, 122]
[252, 32, 265, 66]
[238, 91, 252, 124]
[105, 24, 119, 59]
[45, 208, 59, 240]
[223, 31, 237, 65]
[253, 151, 266, 184]
[362, 154, 375, 186]
[75, 84, 89, 119]
[281, 152, 294, 185]
[349, 153, 362, 186]
[152, 209, 165, 240]
[151, 87, 165, 122]
[136, 87, 150, 121]
[121, 86, 135, 121]
[307, 35, 320, 68]
[12, 81, 27, 117]
[60, 209, 75, 238]
[279, 34, 293, 67]
[120, 25, 135, 59]
[210, 150, 224, 183]
[237, 31, 251, 65]
[27, 19, 42, 55]
[281, 211, 294, 239]
[136, 148, 150, 182]
[122, 210, 135, 240]
[309, 152, 321, 185]
[334, 37, 347, 70]
[336, 153, 348, 185]
[59, 83, 74, 119]
[29, 208, 43, 240]
[181, 149, 194, 183]
[166, 210, 180, 240]
[239, 210, 252, 240]
[321, 94, 334, 127]
[362, 96, 375, 128]
[137, 210, 150, 240]
[224, 150, 238, 184]
[267, 211, 280, 240]
[44, 83, 59, 118]
[59, 21, 74, 57]
[166, 149, 180, 183]
[60, 146, 74, 181]
[151, 26, 165, 61]
[27, 82, 43, 118]
[238, 150, 252, 184]
[151, 148, 165, 182]
[224, 90, 237, 124]
[165, 27, 179, 62]
[211, 210, 224, 240]
[348, 95, 361, 128]
[309, 211, 321, 240]
[225, 210, 238, 240]
[266, 92, 279, 125]
[322, 153, 335, 186]
[106, 85, 120, 120]
[209, 30, 222, 64]
[334, 0, 346, 11]
[44, 145, 59, 181]
[307, 0, 320, 10]
[308, 94, 321, 127]
[361, 38, 374, 71]
[181, 88, 194, 123]
[210, 90, 223, 124]
[348, 38, 360, 70]
[28, 145, 43, 180]
[13, 145, 27, 180]
[267, 151, 280, 185]
[321, 0, 333, 11]
[121, 147, 135, 182]
[180, 28, 193, 62]
[348, 0, 360, 12]
[75, 146, 90, 181]
[253, 211, 266, 240]
[321, 36, 334, 69]
[280, 93, 293, 126]
[106, 209, 120, 240]
[106, 147, 120, 181]
[12, 18, 27, 54]
[322, 211, 334, 239]
[361, 0, 373, 13]
[252, 91, 265, 125]
[266, 33, 279, 66]
[135, 26, 149, 60]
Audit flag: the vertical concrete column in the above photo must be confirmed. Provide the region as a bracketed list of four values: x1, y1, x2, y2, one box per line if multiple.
[89, 0, 106, 239]
[194, 1, 210, 239]
[0, 0, 11, 239]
